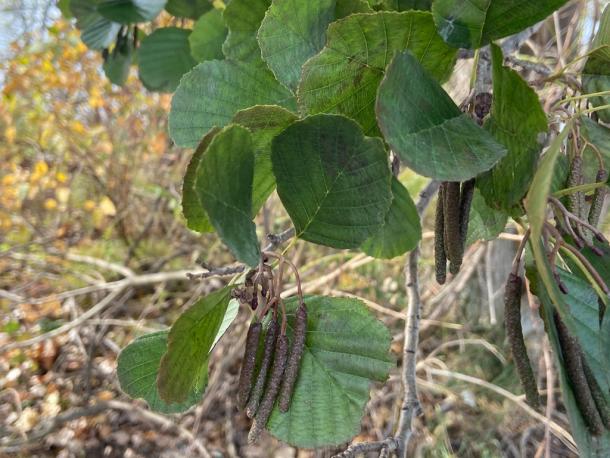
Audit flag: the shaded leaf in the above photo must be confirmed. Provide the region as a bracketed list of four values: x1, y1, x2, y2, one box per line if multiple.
[70, 0, 121, 50]
[432, 0, 567, 49]
[258, 0, 335, 91]
[195, 125, 261, 266]
[272, 114, 392, 249]
[157, 286, 233, 403]
[169, 59, 296, 148]
[181, 127, 220, 233]
[165, 0, 212, 19]
[222, 0, 270, 62]
[361, 176, 421, 258]
[581, 117, 610, 184]
[334, 0, 373, 18]
[376, 51, 507, 181]
[267, 295, 393, 448]
[189, 8, 227, 62]
[103, 34, 133, 86]
[383, 0, 431, 10]
[298, 11, 456, 136]
[97, 0, 166, 24]
[231, 105, 298, 214]
[465, 189, 508, 246]
[476, 44, 547, 213]
[138, 27, 197, 93]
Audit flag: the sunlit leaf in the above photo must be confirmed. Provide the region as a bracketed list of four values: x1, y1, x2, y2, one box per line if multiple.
[189, 8, 227, 62]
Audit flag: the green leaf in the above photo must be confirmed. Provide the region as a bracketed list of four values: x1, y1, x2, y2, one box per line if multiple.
[266, 295, 393, 448]
[465, 189, 508, 246]
[383, 0, 431, 10]
[70, 0, 121, 50]
[169, 59, 296, 148]
[376, 51, 507, 181]
[118, 331, 208, 414]
[97, 0, 166, 23]
[476, 44, 547, 213]
[58, 0, 73, 18]
[138, 27, 197, 93]
[231, 106, 298, 214]
[298, 11, 456, 136]
[189, 8, 227, 62]
[103, 35, 133, 86]
[258, 0, 335, 91]
[583, 6, 610, 123]
[222, 0, 270, 62]
[181, 127, 220, 233]
[432, 0, 567, 49]
[157, 286, 233, 403]
[195, 125, 261, 267]
[272, 114, 392, 249]
[334, 0, 373, 18]
[361, 177, 421, 258]
[165, 0, 212, 19]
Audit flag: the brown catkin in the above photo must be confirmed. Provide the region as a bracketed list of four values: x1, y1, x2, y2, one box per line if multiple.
[245, 316, 279, 418]
[435, 184, 447, 284]
[567, 155, 585, 218]
[279, 303, 308, 412]
[248, 334, 288, 444]
[237, 321, 262, 409]
[582, 357, 610, 429]
[588, 169, 608, 230]
[443, 182, 462, 269]
[450, 179, 475, 274]
[504, 273, 540, 409]
[555, 313, 605, 435]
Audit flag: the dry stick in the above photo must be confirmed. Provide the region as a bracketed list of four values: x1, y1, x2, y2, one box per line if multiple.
[554, 313, 605, 435]
[434, 183, 447, 284]
[236, 321, 262, 409]
[549, 196, 608, 244]
[504, 273, 541, 408]
[248, 334, 288, 443]
[246, 315, 279, 418]
[395, 180, 440, 458]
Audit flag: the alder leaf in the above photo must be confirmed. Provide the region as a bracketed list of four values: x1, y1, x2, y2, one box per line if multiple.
[138, 27, 197, 93]
[476, 44, 547, 214]
[189, 8, 227, 62]
[361, 176, 421, 259]
[432, 0, 568, 49]
[70, 0, 121, 50]
[222, 0, 270, 62]
[195, 125, 261, 267]
[583, 5, 610, 123]
[376, 51, 507, 181]
[169, 60, 296, 148]
[157, 286, 234, 403]
[298, 11, 456, 136]
[266, 295, 393, 448]
[465, 189, 507, 246]
[272, 114, 392, 249]
[97, 0, 166, 24]
[165, 0, 212, 19]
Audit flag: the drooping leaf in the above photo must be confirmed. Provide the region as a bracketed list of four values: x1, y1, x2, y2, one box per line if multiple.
[272, 114, 392, 249]
[334, 0, 372, 18]
[432, 0, 567, 49]
[169, 59, 296, 148]
[181, 127, 220, 233]
[195, 125, 261, 267]
[383, 0, 431, 10]
[258, 0, 336, 91]
[103, 34, 133, 86]
[583, 6, 610, 123]
[298, 11, 456, 136]
[118, 331, 208, 414]
[376, 51, 507, 181]
[361, 177, 421, 258]
[231, 106, 298, 214]
[189, 8, 227, 62]
[465, 189, 508, 246]
[165, 0, 212, 19]
[266, 295, 393, 448]
[138, 27, 197, 93]
[476, 44, 547, 214]
[97, 0, 166, 23]
[157, 286, 233, 403]
[70, 0, 121, 50]
[222, 0, 270, 62]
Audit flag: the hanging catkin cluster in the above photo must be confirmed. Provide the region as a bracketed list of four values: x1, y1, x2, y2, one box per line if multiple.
[233, 253, 308, 443]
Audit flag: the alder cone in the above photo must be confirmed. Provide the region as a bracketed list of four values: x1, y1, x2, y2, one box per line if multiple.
[246, 316, 280, 418]
[237, 321, 262, 409]
[504, 273, 540, 409]
[248, 334, 289, 444]
[279, 303, 308, 412]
